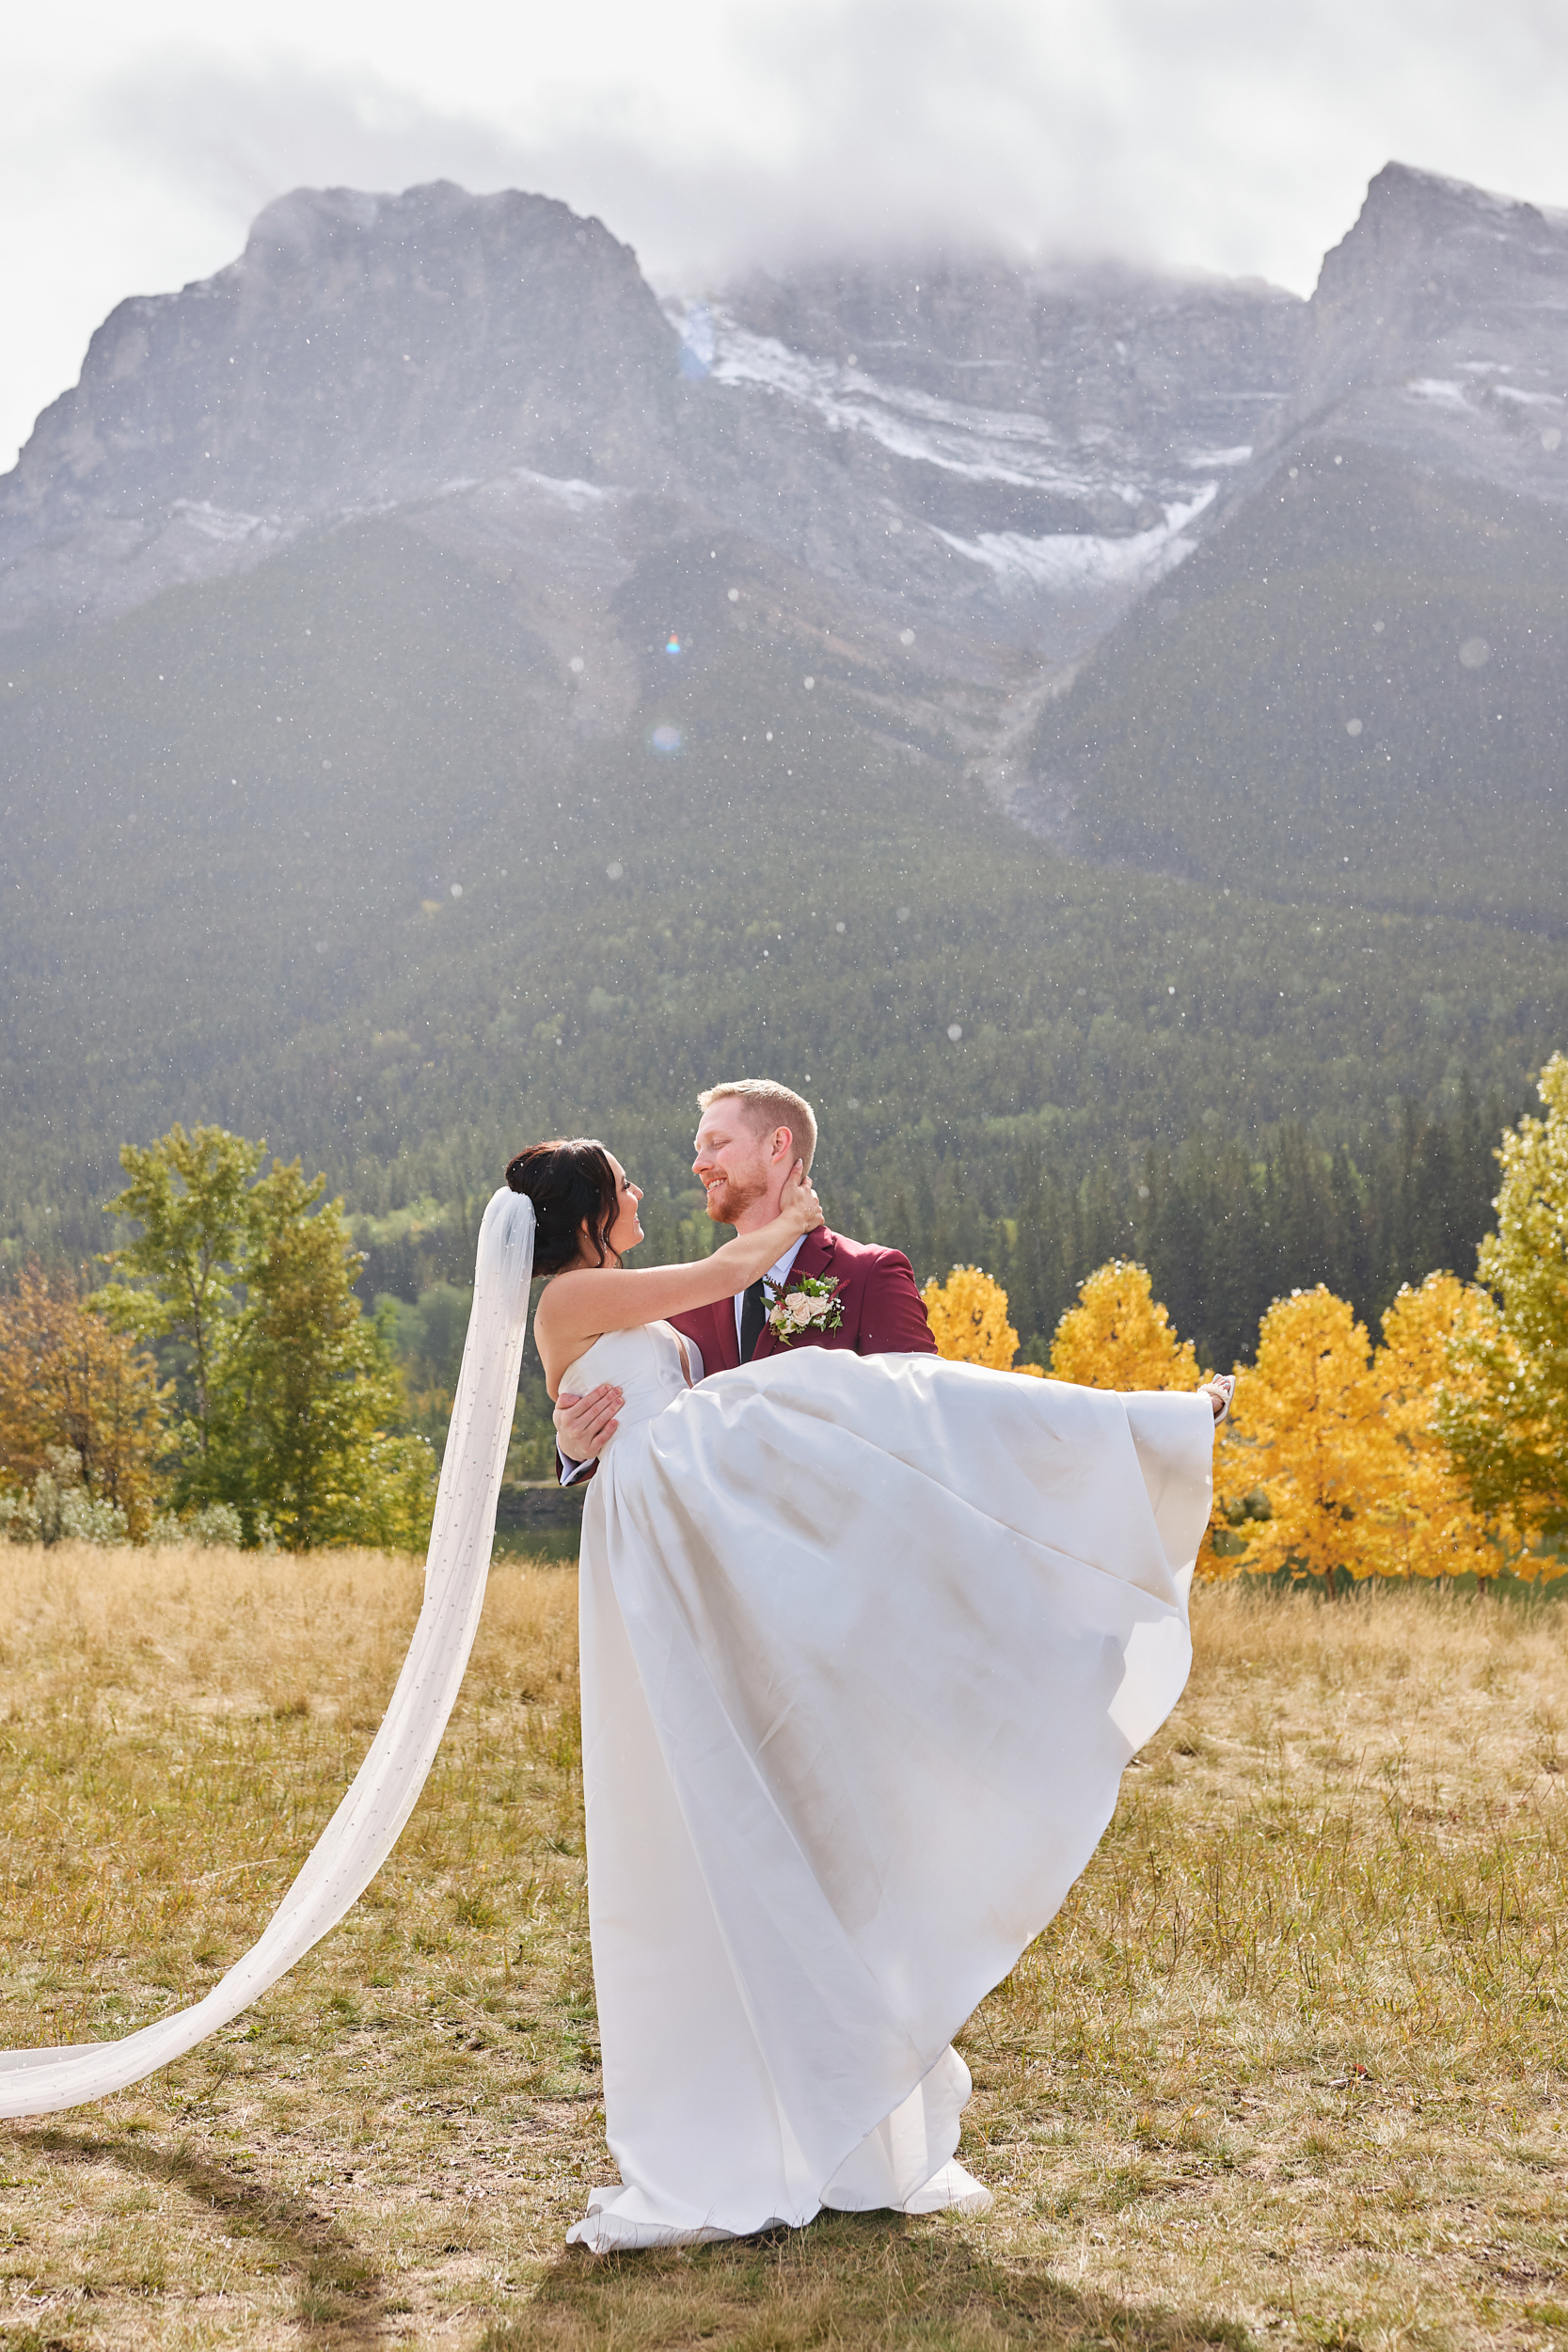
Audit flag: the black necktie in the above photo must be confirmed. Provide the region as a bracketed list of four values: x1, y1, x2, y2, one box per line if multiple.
[738, 1277, 768, 1362]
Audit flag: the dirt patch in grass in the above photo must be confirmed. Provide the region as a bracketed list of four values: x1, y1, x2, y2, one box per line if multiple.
[3, 1549, 1566, 2347]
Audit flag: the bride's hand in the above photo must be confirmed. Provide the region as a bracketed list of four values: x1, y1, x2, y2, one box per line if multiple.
[780, 1159, 825, 1236]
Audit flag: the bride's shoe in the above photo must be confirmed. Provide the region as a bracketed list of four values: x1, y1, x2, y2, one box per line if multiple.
[1203, 1375, 1235, 1423]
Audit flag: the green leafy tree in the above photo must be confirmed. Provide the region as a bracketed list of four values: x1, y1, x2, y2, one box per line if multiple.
[214, 1158, 406, 1549]
[1439, 1054, 1568, 1560]
[99, 1125, 426, 1550]
[355, 1431, 441, 1553]
[98, 1124, 264, 1480]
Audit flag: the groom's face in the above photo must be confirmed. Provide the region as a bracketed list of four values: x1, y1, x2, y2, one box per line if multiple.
[692, 1104, 777, 1227]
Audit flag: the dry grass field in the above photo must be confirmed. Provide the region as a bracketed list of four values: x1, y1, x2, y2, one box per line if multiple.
[2, 1545, 1566, 2352]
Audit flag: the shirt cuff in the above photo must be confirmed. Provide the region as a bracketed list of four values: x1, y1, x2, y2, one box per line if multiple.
[559, 1453, 594, 1487]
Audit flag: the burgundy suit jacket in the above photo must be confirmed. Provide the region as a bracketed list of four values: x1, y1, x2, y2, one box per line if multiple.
[560, 1226, 934, 1483]
[667, 1224, 936, 1375]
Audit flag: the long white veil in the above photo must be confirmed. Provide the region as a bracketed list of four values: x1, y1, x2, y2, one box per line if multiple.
[0, 1184, 536, 2120]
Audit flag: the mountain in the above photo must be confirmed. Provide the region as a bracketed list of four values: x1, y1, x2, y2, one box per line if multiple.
[0, 185, 678, 637]
[3, 163, 1567, 1327]
[1019, 166, 1568, 929]
[671, 254, 1303, 665]
[1023, 440, 1568, 927]
[1273, 162, 1568, 501]
[0, 180, 1304, 675]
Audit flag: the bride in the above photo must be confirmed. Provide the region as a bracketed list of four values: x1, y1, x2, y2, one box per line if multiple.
[0, 1137, 1220, 2259]
[515, 1135, 1222, 2251]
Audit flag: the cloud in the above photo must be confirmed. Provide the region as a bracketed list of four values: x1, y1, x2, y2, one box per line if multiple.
[8, 0, 1568, 467]
[91, 55, 532, 234]
[80, 2, 1356, 296]
[88, 0, 1568, 304]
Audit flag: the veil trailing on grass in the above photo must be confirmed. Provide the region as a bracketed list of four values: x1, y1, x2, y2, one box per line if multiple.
[0, 1184, 535, 2121]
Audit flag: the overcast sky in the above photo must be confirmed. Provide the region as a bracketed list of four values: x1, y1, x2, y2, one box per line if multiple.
[6, 0, 1568, 468]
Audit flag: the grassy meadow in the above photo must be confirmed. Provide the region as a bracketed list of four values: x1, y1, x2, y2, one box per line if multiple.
[2, 1546, 1567, 2351]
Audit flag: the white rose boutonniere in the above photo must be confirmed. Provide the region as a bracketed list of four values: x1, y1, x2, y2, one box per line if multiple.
[764, 1272, 843, 1346]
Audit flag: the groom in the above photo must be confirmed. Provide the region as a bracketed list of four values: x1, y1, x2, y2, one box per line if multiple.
[553, 1077, 935, 1477]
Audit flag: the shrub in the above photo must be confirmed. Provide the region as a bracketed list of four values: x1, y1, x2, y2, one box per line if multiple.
[1, 1447, 132, 1546]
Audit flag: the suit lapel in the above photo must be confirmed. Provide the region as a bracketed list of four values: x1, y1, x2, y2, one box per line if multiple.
[705, 1295, 741, 1374]
[751, 1227, 837, 1362]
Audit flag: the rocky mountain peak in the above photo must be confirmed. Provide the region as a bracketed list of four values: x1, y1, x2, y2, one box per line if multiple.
[1273, 162, 1568, 495]
[0, 181, 678, 555]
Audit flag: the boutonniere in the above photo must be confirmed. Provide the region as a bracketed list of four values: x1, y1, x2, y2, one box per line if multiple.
[764, 1271, 843, 1345]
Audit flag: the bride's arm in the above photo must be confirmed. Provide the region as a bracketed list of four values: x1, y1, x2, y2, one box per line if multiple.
[534, 1163, 822, 1391]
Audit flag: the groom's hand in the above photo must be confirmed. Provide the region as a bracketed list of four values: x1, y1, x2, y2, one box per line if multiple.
[555, 1383, 623, 1465]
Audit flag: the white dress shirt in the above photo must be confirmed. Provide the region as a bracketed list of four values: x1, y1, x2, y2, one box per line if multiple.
[736, 1234, 808, 1352]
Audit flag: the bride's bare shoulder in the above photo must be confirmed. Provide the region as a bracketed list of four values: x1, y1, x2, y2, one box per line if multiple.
[532, 1268, 578, 1322]
[532, 1270, 601, 1347]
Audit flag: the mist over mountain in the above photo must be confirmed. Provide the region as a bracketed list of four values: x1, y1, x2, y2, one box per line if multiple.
[2, 158, 1566, 1295]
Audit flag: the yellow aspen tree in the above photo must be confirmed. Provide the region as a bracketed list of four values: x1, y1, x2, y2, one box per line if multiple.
[1374, 1274, 1508, 1581]
[1049, 1261, 1202, 1391]
[1051, 1259, 1227, 1573]
[921, 1265, 1044, 1374]
[1225, 1285, 1395, 1593]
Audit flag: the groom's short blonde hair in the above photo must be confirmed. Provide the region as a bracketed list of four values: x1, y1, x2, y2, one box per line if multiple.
[698, 1079, 818, 1172]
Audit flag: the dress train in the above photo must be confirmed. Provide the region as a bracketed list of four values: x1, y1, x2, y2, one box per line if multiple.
[559, 1331, 1212, 2249]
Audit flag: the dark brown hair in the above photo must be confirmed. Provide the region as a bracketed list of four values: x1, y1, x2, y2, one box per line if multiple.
[505, 1139, 621, 1276]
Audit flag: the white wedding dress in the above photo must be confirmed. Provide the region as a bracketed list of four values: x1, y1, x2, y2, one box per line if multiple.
[561, 1321, 1213, 2251]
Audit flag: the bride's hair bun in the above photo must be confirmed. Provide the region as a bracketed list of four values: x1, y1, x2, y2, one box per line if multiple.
[505, 1138, 622, 1276]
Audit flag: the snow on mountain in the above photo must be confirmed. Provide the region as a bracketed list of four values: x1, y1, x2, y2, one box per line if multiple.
[933, 484, 1216, 595]
[662, 288, 1249, 641]
[666, 275, 1280, 529]
[670, 297, 1191, 504]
